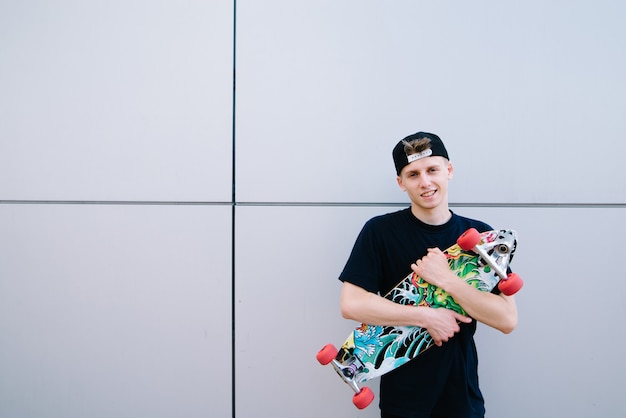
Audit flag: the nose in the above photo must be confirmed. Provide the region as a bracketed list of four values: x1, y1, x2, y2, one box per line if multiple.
[418, 173, 432, 188]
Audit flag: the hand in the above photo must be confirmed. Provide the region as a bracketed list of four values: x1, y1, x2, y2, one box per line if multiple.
[411, 248, 454, 289]
[423, 307, 472, 347]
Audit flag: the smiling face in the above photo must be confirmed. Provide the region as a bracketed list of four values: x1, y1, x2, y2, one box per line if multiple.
[396, 156, 454, 224]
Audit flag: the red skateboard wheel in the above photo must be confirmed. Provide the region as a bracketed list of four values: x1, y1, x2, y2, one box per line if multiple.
[353, 387, 374, 409]
[316, 344, 338, 365]
[498, 272, 524, 296]
[457, 228, 481, 250]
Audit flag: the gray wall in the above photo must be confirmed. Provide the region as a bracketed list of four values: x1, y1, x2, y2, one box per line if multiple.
[1, 1, 625, 417]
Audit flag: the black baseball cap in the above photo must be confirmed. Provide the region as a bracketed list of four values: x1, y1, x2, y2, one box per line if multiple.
[392, 132, 449, 175]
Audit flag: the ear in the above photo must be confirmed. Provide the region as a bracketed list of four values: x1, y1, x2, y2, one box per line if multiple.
[396, 175, 407, 192]
[447, 162, 454, 180]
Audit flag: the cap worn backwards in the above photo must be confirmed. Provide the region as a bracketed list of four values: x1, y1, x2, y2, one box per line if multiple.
[392, 131, 449, 175]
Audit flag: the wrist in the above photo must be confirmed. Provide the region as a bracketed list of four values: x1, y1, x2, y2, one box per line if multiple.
[438, 271, 459, 293]
[413, 305, 434, 329]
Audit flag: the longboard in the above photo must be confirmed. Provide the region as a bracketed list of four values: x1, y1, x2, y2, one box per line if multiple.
[316, 228, 523, 409]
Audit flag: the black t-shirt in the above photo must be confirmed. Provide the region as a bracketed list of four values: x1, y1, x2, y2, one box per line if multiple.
[339, 208, 492, 418]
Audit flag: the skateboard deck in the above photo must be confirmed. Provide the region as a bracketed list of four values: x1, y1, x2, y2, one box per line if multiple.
[317, 228, 522, 409]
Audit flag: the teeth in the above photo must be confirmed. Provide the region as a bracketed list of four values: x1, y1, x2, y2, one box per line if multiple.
[422, 190, 436, 197]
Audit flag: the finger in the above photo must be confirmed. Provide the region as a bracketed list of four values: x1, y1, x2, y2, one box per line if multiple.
[456, 315, 473, 323]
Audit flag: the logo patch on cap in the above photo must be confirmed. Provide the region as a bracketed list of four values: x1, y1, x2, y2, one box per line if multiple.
[407, 149, 432, 163]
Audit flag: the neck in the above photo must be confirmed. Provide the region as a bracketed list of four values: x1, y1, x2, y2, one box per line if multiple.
[410, 205, 452, 226]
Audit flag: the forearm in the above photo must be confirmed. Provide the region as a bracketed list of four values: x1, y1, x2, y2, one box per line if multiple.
[340, 282, 430, 327]
[412, 248, 519, 334]
[340, 281, 473, 346]
[441, 274, 518, 334]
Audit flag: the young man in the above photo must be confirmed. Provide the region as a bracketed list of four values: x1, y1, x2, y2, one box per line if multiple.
[339, 132, 518, 418]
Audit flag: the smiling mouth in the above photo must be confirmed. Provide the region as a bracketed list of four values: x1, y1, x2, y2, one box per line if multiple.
[421, 190, 437, 198]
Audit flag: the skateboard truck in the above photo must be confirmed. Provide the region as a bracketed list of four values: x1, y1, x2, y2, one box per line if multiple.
[457, 228, 523, 295]
[316, 345, 375, 409]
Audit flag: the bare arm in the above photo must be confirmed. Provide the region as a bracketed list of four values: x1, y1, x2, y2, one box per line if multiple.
[412, 248, 518, 334]
[340, 281, 472, 346]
